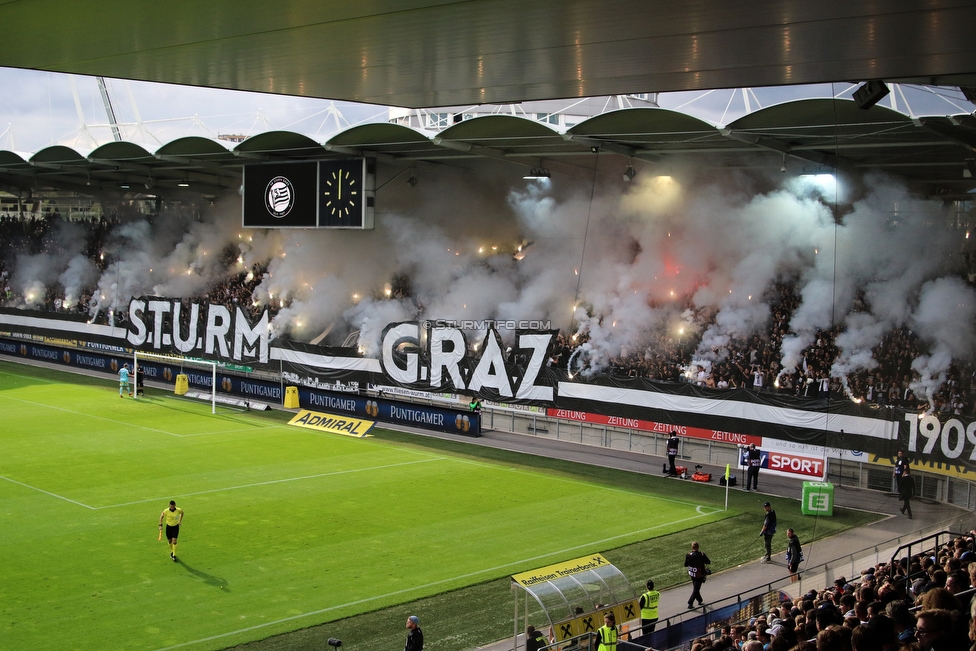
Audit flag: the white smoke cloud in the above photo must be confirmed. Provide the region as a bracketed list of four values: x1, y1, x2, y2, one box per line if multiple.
[909, 276, 976, 406]
[3, 158, 974, 403]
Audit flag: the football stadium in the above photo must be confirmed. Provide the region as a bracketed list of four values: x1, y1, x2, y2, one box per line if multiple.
[2, 4, 976, 651]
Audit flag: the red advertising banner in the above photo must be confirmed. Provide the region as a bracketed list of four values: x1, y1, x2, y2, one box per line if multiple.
[545, 407, 827, 480]
[546, 408, 762, 446]
[765, 451, 826, 478]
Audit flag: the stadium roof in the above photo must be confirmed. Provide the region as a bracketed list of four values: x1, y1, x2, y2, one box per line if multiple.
[0, 2, 973, 109]
[1, 100, 974, 200]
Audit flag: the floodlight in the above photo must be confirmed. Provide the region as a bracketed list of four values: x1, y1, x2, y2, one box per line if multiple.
[853, 80, 890, 110]
[523, 168, 551, 180]
[623, 165, 636, 181]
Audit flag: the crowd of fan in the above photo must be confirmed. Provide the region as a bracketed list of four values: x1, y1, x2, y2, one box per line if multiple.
[0, 213, 275, 322]
[2, 213, 976, 414]
[689, 531, 976, 651]
[0, 212, 114, 313]
[551, 281, 976, 416]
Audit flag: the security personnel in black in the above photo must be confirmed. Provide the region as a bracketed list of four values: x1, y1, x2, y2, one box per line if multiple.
[746, 443, 761, 491]
[525, 625, 548, 651]
[639, 579, 661, 633]
[596, 612, 617, 651]
[666, 432, 680, 475]
[760, 501, 777, 562]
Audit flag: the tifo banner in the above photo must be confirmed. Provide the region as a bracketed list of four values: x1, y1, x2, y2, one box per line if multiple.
[124, 298, 270, 365]
[377, 322, 559, 402]
[287, 409, 374, 437]
[0, 300, 271, 366]
[5, 309, 976, 480]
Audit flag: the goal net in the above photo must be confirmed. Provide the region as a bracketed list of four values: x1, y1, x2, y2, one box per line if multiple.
[132, 351, 217, 414]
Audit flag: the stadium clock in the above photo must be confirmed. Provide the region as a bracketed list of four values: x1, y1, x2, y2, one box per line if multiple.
[318, 159, 369, 228]
[322, 165, 359, 219]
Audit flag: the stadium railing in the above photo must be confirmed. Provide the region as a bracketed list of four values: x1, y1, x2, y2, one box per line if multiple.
[623, 512, 976, 651]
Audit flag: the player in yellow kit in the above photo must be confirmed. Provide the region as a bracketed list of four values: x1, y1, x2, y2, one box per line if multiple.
[158, 500, 184, 562]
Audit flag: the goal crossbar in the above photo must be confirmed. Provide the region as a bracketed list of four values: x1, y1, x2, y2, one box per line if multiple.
[132, 351, 217, 414]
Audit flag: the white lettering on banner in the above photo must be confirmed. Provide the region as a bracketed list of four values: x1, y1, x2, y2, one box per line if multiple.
[147, 300, 171, 349]
[125, 298, 270, 364]
[905, 412, 976, 462]
[379, 322, 554, 399]
[767, 452, 824, 477]
[206, 304, 232, 359]
[468, 331, 513, 397]
[283, 372, 359, 393]
[172, 302, 199, 353]
[389, 405, 445, 426]
[515, 333, 553, 401]
[653, 422, 687, 434]
[185, 371, 213, 387]
[76, 355, 107, 368]
[383, 322, 420, 384]
[127, 300, 148, 346]
[553, 409, 587, 420]
[608, 416, 639, 427]
[240, 382, 281, 399]
[31, 346, 59, 360]
[234, 307, 268, 363]
[309, 393, 357, 411]
[711, 431, 750, 443]
[430, 327, 467, 389]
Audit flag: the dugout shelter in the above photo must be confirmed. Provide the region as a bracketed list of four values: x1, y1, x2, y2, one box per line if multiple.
[511, 554, 639, 650]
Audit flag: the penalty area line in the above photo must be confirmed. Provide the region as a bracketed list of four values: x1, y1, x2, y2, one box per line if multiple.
[0, 474, 96, 509]
[97, 457, 448, 509]
[0, 368, 60, 384]
[0, 393, 183, 437]
[155, 509, 716, 651]
[448, 455, 722, 511]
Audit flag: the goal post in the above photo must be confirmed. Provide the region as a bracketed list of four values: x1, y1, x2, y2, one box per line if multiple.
[132, 351, 217, 414]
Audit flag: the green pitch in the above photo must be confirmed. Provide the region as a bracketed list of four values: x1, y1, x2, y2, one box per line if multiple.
[0, 361, 733, 651]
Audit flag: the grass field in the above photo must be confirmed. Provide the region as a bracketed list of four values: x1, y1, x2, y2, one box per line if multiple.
[0, 360, 881, 651]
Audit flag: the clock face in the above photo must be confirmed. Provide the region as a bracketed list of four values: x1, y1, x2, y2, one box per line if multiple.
[322, 167, 358, 219]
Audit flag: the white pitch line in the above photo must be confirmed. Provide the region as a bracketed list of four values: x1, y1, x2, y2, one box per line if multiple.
[0, 393, 183, 437]
[155, 509, 715, 651]
[176, 425, 286, 437]
[0, 370, 55, 384]
[0, 372, 280, 438]
[447, 454, 722, 511]
[96, 457, 448, 509]
[0, 474, 96, 509]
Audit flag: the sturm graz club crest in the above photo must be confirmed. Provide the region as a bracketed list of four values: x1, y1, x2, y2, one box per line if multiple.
[265, 176, 295, 218]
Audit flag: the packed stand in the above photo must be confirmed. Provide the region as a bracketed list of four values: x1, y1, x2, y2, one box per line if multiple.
[685, 532, 976, 651]
[0, 212, 274, 322]
[554, 280, 976, 417]
[2, 211, 976, 413]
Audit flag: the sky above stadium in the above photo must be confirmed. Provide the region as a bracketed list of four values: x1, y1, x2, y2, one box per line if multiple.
[0, 67, 972, 154]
